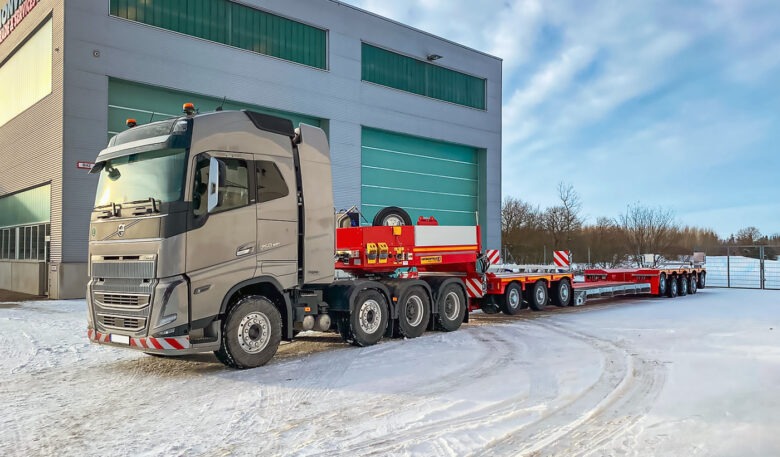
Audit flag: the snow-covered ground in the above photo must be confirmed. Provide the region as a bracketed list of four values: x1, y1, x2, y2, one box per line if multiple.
[1, 289, 779, 456]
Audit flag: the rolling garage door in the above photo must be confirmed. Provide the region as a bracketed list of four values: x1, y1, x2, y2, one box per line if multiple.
[361, 128, 479, 226]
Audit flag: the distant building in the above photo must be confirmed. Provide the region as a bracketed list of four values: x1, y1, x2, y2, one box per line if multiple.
[0, 0, 502, 298]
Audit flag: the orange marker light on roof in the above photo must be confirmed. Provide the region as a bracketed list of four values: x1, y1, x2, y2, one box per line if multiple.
[183, 102, 196, 115]
[126, 118, 137, 128]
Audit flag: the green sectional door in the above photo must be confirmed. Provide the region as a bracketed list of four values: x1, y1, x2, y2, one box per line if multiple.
[361, 128, 479, 226]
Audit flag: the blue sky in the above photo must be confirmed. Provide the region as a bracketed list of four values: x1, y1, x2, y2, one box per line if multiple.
[343, 0, 780, 238]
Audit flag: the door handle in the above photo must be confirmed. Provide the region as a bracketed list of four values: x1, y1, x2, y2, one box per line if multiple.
[236, 245, 254, 257]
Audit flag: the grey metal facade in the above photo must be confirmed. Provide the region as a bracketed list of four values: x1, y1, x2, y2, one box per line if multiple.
[1, 0, 502, 298]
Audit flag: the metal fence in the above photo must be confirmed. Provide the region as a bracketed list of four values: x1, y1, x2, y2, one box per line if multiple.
[706, 246, 780, 289]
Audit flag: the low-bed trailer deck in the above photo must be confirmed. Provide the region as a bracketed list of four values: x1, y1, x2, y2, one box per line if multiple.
[335, 222, 707, 317]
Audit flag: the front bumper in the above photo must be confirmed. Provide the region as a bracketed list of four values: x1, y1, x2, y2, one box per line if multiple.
[87, 328, 197, 354]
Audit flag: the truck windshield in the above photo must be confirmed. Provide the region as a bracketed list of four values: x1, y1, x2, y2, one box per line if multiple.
[94, 148, 187, 207]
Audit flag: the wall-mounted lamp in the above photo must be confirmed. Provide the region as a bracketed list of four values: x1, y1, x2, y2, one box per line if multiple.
[426, 54, 443, 61]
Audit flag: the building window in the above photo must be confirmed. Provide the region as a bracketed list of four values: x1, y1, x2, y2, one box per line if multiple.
[0, 18, 53, 127]
[361, 43, 486, 110]
[0, 223, 49, 262]
[109, 0, 327, 69]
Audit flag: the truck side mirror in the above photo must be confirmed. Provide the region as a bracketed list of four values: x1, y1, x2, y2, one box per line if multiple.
[207, 157, 226, 213]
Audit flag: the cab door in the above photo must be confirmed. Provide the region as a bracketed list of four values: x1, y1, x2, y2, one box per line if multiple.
[186, 152, 256, 324]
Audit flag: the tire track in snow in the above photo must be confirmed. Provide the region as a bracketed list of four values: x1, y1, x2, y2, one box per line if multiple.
[478, 320, 667, 457]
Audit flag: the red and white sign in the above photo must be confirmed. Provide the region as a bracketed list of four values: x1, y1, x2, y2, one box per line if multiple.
[553, 250, 571, 268]
[485, 249, 501, 265]
[464, 277, 484, 298]
[0, 0, 40, 45]
[76, 161, 95, 170]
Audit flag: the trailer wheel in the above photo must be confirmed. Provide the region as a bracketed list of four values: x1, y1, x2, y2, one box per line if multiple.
[372, 206, 412, 226]
[698, 272, 706, 289]
[214, 295, 281, 369]
[435, 283, 466, 332]
[552, 278, 572, 307]
[667, 276, 679, 298]
[689, 275, 698, 294]
[346, 289, 388, 347]
[500, 283, 523, 315]
[527, 281, 549, 311]
[679, 275, 688, 296]
[397, 287, 430, 338]
[658, 273, 667, 297]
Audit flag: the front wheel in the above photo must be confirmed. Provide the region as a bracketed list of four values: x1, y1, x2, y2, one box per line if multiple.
[215, 295, 282, 369]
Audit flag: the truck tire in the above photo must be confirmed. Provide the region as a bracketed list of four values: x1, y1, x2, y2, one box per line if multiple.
[689, 275, 698, 294]
[214, 295, 281, 369]
[397, 286, 430, 338]
[552, 278, 572, 307]
[698, 272, 706, 289]
[527, 280, 548, 311]
[372, 206, 412, 226]
[658, 273, 667, 297]
[500, 283, 522, 315]
[679, 275, 688, 296]
[347, 289, 388, 347]
[667, 276, 678, 298]
[435, 283, 466, 332]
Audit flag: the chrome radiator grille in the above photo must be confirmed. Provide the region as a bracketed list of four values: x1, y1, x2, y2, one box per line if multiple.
[91, 261, 155, 279]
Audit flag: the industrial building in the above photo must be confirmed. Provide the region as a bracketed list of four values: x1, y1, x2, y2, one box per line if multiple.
[0, 0, 502, 298]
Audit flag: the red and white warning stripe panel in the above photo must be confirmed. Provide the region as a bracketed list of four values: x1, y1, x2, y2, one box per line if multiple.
[88, 328, 190, 350]
[553, 250, 571, 268]
[464, 277, 484, 298]
[485, 249, 501, 265]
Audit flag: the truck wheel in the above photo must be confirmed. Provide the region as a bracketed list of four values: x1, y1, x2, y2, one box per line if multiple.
[435, 283, 466, 332]
[679, 275, 688, 296]
[348, 289, 388, 347]
[372, 206, 412, 226]
[667, 276, 678, 298]
[698, 272, 706, 289]
[527, 281, 548, 311]
[689, 275, 698, 294]
[397, 287, 430, 338]
[500, 283, 522, 315]
[552, 278, 572, 307]
[214, 295, 281, 369]
[658, 273, 667, 297]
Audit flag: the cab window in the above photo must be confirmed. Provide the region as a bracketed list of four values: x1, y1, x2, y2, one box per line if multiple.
[193, 156, 250, 216]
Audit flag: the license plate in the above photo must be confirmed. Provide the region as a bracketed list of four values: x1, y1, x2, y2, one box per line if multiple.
[110, 334, 130, 345]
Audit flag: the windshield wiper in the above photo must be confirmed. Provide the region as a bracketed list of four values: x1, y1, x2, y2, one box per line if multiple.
[125, 197, 161, 215]
[95, 202, 121, 219]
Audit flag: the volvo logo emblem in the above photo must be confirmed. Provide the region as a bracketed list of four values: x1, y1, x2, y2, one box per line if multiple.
[117, 224, 126, 237]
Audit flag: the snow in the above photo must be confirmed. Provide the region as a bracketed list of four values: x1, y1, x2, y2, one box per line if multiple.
[1, 289, 779, 456]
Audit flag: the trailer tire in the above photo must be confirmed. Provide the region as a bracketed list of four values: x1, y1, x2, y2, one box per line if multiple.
[527, 281, 549, 311]
[372, 206, 412, 226]
[500, 283, 523, 315]
[214, 295, 281, 369]
[435, 283, 466, 332]
[658, 273, 668, 297]
[667, 276, 679, 298]
[679, 275, 688, 296]
[552, 278, 572, 307]
[689, 275, 698, 294]
[397, 286, 430, 338]
[698, 272, 706, 289]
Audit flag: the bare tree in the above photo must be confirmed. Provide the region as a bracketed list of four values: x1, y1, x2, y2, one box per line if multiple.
[542, 182, 583, 248]
[617, 203, 677, 266]
[735, 226, 762, 245]
[501, 196, 543, 262]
